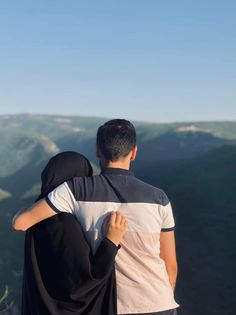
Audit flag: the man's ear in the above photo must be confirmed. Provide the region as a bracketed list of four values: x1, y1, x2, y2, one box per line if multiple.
[130, 145, 137, 161]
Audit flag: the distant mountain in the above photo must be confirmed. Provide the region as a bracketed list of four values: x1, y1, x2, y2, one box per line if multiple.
[134, 129, 232, 173]
[0, 114, 236, 315]
[1, 115, 236, 173]
[136, 145, 236, 315]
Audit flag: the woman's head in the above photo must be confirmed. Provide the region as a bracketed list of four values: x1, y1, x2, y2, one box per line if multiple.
[36, 151, 93, 201]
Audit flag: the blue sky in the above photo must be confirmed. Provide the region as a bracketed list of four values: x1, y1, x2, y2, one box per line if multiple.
[0, 0, 235, 122]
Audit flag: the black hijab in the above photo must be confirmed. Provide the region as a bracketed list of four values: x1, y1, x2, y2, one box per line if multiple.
[36, 151, 93, 202]
[22, 152, 118, 315]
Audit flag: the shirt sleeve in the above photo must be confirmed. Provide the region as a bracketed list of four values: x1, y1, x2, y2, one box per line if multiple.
[45, 181, 77, 214]
[90, 237, 120, 279]
[160, 202, 175, 232]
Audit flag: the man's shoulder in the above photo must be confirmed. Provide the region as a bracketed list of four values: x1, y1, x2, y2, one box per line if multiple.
[68, 174, 106, 187]
[66, 174, 112, 201]
[66, 174, 169, 206]
[131, 176, 170, 206]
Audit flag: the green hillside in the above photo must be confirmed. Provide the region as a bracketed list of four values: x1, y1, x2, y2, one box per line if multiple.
[0, 114, 236, 315]
[0, 130, 59, 177]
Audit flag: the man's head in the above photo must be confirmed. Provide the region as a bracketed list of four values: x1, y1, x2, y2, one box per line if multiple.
[96, 119, 137, 168]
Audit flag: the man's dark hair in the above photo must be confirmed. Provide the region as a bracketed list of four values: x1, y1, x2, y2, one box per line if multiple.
[96, 119, 136, 162]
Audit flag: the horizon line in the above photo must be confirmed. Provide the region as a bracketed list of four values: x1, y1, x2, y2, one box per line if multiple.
[0, 112, 236, 125]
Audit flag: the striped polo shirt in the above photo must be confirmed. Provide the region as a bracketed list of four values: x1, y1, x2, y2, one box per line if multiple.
[46, 168, 179, 314]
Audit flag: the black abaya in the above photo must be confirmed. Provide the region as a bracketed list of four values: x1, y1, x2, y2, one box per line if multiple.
[21, 152, 118, 315]
[22, 213, 118, 315]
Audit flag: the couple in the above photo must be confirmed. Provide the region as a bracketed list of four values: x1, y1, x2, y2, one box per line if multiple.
[13, 119, 179, 315]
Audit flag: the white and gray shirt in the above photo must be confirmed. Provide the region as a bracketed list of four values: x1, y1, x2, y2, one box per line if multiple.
[46, 168, 179, 314]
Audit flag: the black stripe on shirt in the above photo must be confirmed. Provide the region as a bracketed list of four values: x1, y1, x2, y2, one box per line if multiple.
[45, 196, 61, 214]
[161, 227, 175, 232]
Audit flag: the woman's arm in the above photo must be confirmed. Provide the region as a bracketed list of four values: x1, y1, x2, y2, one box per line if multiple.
[12, 199, 56, 231]
[160, 231, 178, 290]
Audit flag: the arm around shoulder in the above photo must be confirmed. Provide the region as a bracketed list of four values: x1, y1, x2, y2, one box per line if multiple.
[12, 199, 56, 231]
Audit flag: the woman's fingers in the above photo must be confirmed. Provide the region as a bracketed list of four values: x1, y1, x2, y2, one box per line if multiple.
[112, 211, 128, 228]
[121, 217, 128, 229]
[102, 212, 113, 236]
[107, 211, 128, 246]
[120, 214, 126, 225]
[109, 211, 123, 226]
[115, 211, 122, 225]
[109, 211, 116, 225]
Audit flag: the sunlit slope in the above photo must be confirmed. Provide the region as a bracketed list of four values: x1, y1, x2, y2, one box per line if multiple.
[0, 130, 59, 177]
[0, 114, 107, 140]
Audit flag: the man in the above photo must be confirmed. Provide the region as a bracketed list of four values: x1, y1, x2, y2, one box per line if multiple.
[13, 119, 179, 315]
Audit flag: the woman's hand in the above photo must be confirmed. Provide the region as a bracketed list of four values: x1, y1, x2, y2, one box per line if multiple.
[103, 211, 128, 246]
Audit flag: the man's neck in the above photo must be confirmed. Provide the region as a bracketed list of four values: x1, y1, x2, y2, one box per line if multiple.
[100, 160, 131, 171]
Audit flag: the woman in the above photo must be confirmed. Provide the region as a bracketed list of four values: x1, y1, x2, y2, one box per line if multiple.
[21, 151, 128, 315]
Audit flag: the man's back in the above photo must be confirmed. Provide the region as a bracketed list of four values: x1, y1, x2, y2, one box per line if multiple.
[47, 168, 179, 314]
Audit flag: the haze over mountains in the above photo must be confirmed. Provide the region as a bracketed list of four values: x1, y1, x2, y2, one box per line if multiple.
[0, 114, 235, 315]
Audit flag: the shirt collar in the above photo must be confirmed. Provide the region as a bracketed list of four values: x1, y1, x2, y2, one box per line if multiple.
[101, 168, 134, 177]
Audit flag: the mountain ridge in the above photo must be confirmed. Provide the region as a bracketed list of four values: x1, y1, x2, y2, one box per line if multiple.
[0, 114, 235, 315]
